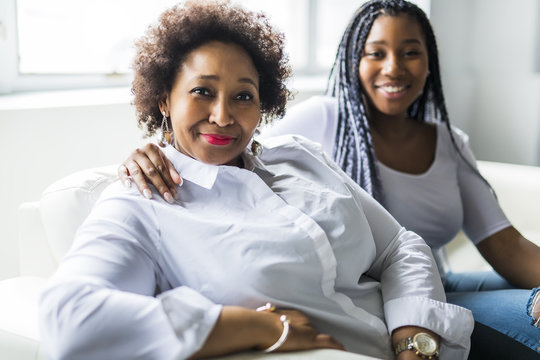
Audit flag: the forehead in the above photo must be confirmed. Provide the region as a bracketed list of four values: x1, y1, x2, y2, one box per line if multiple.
[179, 41, 259, 82]
[365, 13, 426, 45]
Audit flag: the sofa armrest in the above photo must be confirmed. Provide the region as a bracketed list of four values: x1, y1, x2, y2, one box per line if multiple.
[0, 276, 48, 360]
[18, 203, 57, 277]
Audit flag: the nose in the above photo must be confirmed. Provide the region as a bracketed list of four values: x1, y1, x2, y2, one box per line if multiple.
[209, 97, 234, 127]
[381, 53, 404, 77]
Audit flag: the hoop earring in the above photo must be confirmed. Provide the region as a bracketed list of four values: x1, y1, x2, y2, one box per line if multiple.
[161, 112, 172, 145]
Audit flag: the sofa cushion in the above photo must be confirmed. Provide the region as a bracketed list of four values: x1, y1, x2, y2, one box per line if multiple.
[39, 165, 118, 264]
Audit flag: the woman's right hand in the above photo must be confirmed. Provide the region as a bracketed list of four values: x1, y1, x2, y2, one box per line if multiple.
[118, 143, 182, 203]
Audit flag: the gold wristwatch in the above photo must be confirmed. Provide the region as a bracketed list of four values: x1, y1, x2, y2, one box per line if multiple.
[394, 332, 439, 359]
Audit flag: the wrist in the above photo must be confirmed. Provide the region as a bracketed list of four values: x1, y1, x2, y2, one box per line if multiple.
[393, 327, 439, 360]
[252, 310, 286, 350]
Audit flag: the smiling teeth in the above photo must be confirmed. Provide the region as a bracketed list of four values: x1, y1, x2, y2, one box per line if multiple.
[381, 86, 405, 93]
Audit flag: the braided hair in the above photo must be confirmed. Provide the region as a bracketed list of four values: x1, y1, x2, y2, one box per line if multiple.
[327, 0, 460, 203]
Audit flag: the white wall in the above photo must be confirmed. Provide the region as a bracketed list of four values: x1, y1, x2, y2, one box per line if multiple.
[0, 91, 146, 280]
[431, 0, 540, 165]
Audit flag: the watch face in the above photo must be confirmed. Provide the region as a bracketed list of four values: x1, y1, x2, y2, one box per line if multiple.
[413, 333, 438, 355]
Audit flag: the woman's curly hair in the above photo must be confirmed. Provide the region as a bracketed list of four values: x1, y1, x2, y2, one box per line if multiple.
[132, 0, 292, 137]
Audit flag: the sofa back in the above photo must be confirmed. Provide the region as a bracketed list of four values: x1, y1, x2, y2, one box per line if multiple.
[19, 165, 118, 277]
[17, 160, 540, 277]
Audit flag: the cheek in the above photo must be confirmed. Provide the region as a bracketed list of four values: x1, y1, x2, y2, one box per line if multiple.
[171, 102, 200, 130]
[245, 113, 261, 136]
[414, 58, 430, 83]
[358, 61, 372, 90]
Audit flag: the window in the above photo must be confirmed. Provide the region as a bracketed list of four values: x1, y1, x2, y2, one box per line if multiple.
[16, 0, 179, 75]
[1, 0, 430, 94]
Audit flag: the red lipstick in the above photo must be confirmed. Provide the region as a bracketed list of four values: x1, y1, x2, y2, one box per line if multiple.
[201, 134, 234, 145]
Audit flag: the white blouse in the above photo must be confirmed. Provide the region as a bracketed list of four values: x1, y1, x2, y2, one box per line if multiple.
[40, 136, 473, 360]
[263, 96, 510, 250]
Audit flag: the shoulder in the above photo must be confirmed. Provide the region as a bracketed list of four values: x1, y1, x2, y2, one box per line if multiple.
[287, 95, 337, 115]
[437, 123, 471, 149]
[258, 134, 333, 169]
[91, 181, 160, 223]
[259, 134, 326, 156]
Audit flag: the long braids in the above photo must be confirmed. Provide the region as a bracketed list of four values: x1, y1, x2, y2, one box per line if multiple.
[327, 0, 486, 202]
[327, 2, 384, 201]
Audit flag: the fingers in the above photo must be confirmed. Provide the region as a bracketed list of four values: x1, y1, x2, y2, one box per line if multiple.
[137, 144, 177, 202]
[118, 164, 132, 188]
[124, 157, 154, 200]
[149, 146, 181, 201]
[167, 156, 183, 186]
[121, 143, 180, 203]
[314, 334, 345, 350]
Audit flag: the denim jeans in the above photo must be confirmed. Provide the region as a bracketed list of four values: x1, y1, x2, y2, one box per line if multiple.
[445, 271, 540, 356]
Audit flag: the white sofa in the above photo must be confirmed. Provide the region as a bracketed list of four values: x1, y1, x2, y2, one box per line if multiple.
[2, 160, 540, 360]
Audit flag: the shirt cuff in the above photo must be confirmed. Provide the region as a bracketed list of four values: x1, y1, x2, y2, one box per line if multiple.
[158, 286, 223, 359]
[385, 296, 474, 360]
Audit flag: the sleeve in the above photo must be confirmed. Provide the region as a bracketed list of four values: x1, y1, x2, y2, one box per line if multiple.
[317, 149, 475, 360]
[259, 95, 338, 156]
[39, 187, 222, 360]
[452, 127, 511, 244]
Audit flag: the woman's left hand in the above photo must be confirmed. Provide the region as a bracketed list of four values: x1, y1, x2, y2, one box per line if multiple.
[270, 308, 345, 352]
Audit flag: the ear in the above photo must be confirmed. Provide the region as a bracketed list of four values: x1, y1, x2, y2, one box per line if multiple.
[158, 94, 170, 117]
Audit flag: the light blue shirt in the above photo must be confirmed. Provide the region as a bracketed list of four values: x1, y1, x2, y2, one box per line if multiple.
[40, 135, 473, 360]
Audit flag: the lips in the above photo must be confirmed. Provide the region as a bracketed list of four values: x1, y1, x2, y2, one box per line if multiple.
[375, 83, 409, 98]
[379, 85, 406, 93]
[200, 133, 235, 146]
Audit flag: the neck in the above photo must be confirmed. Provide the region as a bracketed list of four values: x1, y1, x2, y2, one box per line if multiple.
[367, 106, 412, 139]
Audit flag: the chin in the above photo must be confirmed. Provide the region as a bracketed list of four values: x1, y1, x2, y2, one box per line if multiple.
[199, 154, 237, 166]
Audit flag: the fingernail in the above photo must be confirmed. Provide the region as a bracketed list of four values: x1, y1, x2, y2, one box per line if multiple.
[164, 192, 174, 204]
[143, 189, 152, 199]
[123, 179, 132, 188]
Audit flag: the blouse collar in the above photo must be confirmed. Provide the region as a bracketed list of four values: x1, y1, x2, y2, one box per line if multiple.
[163, 143, 272, 190]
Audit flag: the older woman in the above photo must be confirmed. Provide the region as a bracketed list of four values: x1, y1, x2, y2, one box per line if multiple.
[39, 1, 473, 359]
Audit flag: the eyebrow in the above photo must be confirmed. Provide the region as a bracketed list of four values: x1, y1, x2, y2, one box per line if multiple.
[198, 75, 258, 89]
[365, 39, 422, 46]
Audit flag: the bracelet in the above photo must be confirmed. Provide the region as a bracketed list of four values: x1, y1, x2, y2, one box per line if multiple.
[256, 302, 276, 313]
[262, 314, 290, 353]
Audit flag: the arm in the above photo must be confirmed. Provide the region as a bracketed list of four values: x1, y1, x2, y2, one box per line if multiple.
[452, 127, 540, 287]
[40, 187, 341, 359]
[359, 194, 472, 360]
[477, 226, 540, 288]
[39, 193, 193, 359]
[311, 144, 473, 359]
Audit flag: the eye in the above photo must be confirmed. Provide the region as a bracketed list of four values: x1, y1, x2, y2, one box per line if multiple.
[363, 50, 383, 59]
[235, 92, 254, 101]
[403, 49, 421, 57]
[190, 87, 212, 96]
